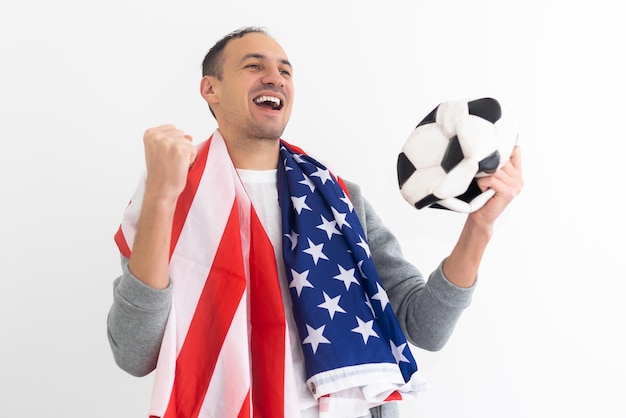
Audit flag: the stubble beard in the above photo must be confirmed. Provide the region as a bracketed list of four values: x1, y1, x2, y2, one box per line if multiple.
[221, 104, 288, 143]
[247, 122, 285, 142]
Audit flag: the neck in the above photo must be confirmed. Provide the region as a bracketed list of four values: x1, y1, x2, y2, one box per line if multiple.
[219, 130, 280, 170]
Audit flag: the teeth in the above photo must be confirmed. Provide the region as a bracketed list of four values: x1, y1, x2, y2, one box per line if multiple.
[254, 95, 281, 105]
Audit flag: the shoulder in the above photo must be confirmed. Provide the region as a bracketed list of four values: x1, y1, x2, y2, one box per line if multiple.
[342, 178, 362, 200]
[340, 178, 369, 230]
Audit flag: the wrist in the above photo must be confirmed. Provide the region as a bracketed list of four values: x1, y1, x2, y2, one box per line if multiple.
[142, 188, 180, 213]
[466, 212, 494, 241]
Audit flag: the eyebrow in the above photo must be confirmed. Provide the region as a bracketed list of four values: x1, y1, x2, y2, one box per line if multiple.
[239, 53, 292, 69]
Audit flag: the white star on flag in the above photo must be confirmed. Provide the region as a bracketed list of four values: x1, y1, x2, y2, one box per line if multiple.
[316, 215, 341, 240]
[303, 324, 331, 353]
[303, 238, 329, 265]
[293, 154, 307, 164]
[299, 173, 316, 192]
[371, 282, 390, 311]
[331, 207, 351, 229]
[285, 230, 299, 250]
[291, 195, 312, 214]
[289, 269, 314, 296]
[318, 292, 346, 319]
[333, 265, 359, 290]
[357, 235, 371, 258]
[340, 193, 354, 212]
[311, 167, 333, 184]
[357, 260, 368, 279]
[390, 341, 410, 364]
[351, 316, 379, 344]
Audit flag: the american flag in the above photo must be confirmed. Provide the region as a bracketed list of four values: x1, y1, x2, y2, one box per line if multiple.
[277, 144, 423, 410]
[114, 132, 424, 418]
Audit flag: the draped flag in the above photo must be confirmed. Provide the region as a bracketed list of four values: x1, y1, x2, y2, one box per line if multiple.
[277, 144, 426, 415]
[114, 131, 426, 418]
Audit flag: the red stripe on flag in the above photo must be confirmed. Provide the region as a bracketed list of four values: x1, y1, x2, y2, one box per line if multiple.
[163, 201, 247, 418]
[169, 138, 212, 257]
[248, 207, 286, 417]
[336, 176, 350, 197]
[384, 391, 403, 402]
[114, 225, 131, 258]
[237, 390, 251, 418]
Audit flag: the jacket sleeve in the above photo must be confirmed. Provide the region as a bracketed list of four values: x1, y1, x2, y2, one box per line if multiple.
[345, 180, 475, 351]
[106, 256, 172, 376]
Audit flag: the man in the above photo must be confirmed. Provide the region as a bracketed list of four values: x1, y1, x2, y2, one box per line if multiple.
[107, 26, 523, 418]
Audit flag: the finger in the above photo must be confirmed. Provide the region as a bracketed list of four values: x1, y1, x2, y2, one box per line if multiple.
[489, 164, 523, 197]
[162, 128, 189, 141]
[145, 124, 176, 134]
[508, 145, 522, 172]
[475, 176, 491, 192]
[491, 146, 520, 179]
[179, 134, 196, 164]
[144, 125, 177, 144]
[188, 146, 198, 165]
[148, 125, 189, 139]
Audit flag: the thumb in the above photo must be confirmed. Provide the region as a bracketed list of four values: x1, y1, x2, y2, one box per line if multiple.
[189, 146, 198, 165]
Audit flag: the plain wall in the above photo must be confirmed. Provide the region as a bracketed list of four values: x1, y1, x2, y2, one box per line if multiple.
[1, 0, 624, 417]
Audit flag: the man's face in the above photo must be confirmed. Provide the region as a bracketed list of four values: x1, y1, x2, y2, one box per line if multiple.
[210, 32, 294, 141]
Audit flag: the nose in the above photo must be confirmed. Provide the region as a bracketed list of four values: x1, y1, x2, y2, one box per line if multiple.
[262, 65, 285, 87]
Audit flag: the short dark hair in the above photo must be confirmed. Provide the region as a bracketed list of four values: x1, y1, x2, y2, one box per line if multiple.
[201, 26, 270, 79]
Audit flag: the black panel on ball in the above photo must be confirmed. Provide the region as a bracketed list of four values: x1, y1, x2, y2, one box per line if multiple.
[416, 193, 441, 209]
[397, 152, 416, 188]
[478, 151, 500, 174]
[416, 106, 439, 128]
[468, 97, 501, 123]
[454, 179, 482, 204]
[441, 136, 464, 173]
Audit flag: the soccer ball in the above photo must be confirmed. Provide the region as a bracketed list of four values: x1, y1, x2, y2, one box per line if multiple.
[397, 97, 519, 213]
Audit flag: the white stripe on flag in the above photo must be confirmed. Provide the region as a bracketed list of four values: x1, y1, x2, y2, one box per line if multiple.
[198, 294, 251, 417]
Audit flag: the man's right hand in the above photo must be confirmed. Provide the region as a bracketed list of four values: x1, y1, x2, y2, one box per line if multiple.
[142, 124, 197, 203]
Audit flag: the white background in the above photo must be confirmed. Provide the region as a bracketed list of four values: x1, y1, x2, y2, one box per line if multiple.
[1, 1, 624, 417]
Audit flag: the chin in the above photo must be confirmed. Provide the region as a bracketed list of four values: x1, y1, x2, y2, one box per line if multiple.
[250, 124, 286, 141]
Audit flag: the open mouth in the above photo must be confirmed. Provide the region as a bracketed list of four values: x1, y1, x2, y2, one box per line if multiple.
[253, 95, 283, 111]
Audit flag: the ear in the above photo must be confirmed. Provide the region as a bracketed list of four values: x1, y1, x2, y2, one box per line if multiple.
[200, 76, 219, 106]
